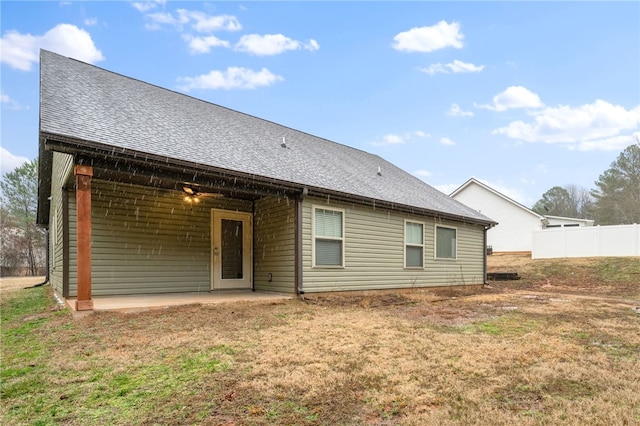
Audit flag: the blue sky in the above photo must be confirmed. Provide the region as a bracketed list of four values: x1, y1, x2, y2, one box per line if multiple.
[1, 1, 639, 207]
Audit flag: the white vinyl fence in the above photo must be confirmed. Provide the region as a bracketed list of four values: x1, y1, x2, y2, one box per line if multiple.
[532, 224, 640, 259]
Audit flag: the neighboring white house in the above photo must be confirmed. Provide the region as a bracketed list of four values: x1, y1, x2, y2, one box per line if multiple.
[450, 178, 593, 253]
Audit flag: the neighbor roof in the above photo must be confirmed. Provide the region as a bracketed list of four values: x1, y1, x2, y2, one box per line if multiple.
[38, 50, 494, 226]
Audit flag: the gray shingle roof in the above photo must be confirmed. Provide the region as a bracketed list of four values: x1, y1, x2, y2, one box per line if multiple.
[39, 50, 494, 225]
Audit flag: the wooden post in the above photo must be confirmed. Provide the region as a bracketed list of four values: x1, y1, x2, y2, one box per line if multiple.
[75, 165, 93, 311]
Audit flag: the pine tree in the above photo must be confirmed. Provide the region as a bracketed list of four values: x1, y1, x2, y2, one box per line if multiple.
[591, 144, 640, 225]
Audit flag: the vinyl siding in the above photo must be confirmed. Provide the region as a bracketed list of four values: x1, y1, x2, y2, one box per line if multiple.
[68, 180, 251, 296]
[254, 196, 296, 293]
[49, 152, 74, 296]
[301, 197, 485, 292]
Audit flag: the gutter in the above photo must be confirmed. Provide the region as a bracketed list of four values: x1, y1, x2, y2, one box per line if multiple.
[41, 133, 497, 229]
[295, 187, 308, 298]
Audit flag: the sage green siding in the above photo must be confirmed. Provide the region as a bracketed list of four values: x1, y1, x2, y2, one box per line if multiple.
[301, 197, 485, 292]
[67, 180, 251, 296]
[49, 152, 74, 296]
[254, 196, 296, 293]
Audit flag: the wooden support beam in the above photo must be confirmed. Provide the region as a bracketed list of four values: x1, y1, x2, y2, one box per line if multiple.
[75, 165, 93, 311]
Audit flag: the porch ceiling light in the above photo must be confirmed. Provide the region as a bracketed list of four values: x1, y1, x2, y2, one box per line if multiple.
[182, 186, 223, 203]
[183, 186, 200, 203]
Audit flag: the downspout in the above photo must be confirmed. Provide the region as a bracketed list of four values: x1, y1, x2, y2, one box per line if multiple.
[483, 226, 488, 285]
[62, 187, 70, 298]
[25, 227, 49, 289]
[295, 187, 308, 298]
[252, 199, 256, 292]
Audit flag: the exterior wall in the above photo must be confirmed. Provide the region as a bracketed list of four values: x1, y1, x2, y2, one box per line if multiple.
[452, 183, 541, 252]
[67, 180, 252, 296]
[253, 196, 296, 293]
[49, 152, 74, 295]
[533, 224, 640, 259]
[301, 197, 486, 292]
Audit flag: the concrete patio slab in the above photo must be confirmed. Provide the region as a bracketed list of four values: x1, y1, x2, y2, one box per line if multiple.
[64, 290, 294, 316]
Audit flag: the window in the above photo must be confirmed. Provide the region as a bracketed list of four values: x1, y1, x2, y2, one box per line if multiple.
[436, 226, 457, 259]
[405, 221, 424, 268]
[313, 207, 344, 267]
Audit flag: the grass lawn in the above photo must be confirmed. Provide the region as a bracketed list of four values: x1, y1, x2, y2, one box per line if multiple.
[1, 255, 639, 425]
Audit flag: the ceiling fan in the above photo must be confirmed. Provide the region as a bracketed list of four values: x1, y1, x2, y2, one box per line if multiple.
[182, 185, 223, 203]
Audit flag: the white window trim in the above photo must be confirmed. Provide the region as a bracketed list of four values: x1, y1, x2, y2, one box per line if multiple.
[312, 205, 345, 268]
[435, 224, 458, 260]
[404, 219, 425, 269]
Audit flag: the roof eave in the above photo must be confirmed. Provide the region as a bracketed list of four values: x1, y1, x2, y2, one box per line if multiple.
[41, 132, 496, 228]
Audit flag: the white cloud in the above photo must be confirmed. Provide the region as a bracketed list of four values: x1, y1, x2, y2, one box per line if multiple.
[235, 34, 319, 56]
[1, 91, 26, 110]
[440, 137, 456, 146]
[421, 63, 446, 75]
[179, 10, 241, 33]
[84, 18, 98, 26]
[447, 59, 484, 73]
[0, 147, 29, 176]
[421, 60, 484, 75]
[145, 9, 241, 32]
[177, 67, 283, 91]
[414, 169, 432, 178]
[477, 86, 543, 111]
[144, 11, 188, 30]
[448, 103, 474, 117]
[493, 100, 640, 151]
[183, 34, 230, 54]
[372, 131, 429, 146]
[0, 24, 104, 71]
[392, 20, 463, 53]
[131, 0, 165, 13]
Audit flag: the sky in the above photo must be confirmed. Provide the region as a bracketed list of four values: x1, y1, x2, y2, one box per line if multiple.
[1, 1, 639, 207]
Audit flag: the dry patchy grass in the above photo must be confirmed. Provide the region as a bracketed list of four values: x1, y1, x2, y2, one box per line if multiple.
[2, 257, 639, 425]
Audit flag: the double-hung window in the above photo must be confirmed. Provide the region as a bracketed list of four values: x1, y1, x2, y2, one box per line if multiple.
[436, 226, 457, 259]
[313, 207, 344, 267]
[405, 221, 424, 268]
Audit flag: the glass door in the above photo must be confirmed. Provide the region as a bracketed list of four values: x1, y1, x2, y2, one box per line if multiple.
[211, 210, 252, 289]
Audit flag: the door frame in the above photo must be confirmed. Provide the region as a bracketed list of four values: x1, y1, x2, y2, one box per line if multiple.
[210, 208, 253, 290]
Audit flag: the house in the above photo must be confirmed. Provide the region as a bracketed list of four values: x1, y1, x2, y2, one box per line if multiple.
[450, 178, 593, 253]
[37, 50, 496, 311]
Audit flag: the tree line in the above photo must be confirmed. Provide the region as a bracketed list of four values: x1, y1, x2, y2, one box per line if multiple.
[532, 144, 640, 225]
[1, 159, 46, 276]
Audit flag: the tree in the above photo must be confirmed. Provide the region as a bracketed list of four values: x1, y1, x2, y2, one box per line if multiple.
[0, 159, 46, 275]
[533, 185, 594, 218]
[564, 184, 595, 219]
[591, 144, 640, 225]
